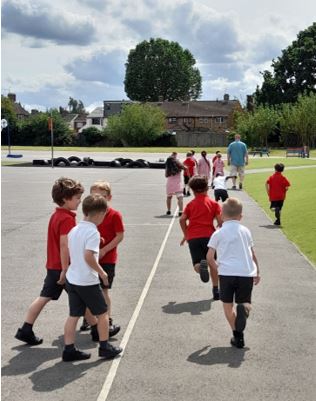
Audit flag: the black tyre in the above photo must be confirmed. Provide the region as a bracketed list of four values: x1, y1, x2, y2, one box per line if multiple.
[148, 162, 166, 169]
[68, 156, 81, 163]
[120, 158, 133, 166]
[110, 160, 121, 167]
[32, 159, 47, 166]
[78, 161, 89, 167]
[53, 157, 71, 167]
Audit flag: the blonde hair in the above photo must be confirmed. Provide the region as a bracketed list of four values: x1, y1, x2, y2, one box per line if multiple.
[90, 181, 111, 196]
[222, 197, 242, 218]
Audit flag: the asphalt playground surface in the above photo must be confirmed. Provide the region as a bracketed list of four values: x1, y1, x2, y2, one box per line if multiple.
[1, 159, 316, 401]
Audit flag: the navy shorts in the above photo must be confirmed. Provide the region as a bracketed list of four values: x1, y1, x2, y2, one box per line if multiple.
[99, 264, 116, 289]
[214, 189, 229, 202]
[188, 237, 210, 265]
[219, 275, 254, 304]
[66, 280, 107, 317]
[40, 270, 64, 300]
[270, 200, 284, 209]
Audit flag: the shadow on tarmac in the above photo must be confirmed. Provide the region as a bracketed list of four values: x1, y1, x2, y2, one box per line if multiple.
[187, 345, 249, 368]
[162, 299, 212, 315]
[259, 224, 282, 229]
[154, 214, 173, 219]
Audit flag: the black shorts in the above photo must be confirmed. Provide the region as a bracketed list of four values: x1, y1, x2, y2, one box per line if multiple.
[188, 237, 210, 265]
[270, 200, 284, 209]
[99, 264, 116, 289]
[40, 270, 64, 300]
[219, 275, 254, 304]
[214, 189, 229, 202]
[65, 280, 107, 317]
[184, 175, 190, 185]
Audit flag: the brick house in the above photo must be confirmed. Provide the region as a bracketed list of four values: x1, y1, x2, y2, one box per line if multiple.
[7, 93, 30, 120]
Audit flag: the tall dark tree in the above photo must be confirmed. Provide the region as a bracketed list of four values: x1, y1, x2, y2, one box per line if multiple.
[255, 23, 316, 106]
[68, 97, 85, 113]
[124, 38, 202, 101]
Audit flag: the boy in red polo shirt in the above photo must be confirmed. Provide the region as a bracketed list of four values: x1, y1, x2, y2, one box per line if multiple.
[15, 177, 84, 345]
[80, 181, 124, 338]
[183, 152, 196, 196]
[179, 175, 222, 300]
[265, 163, 291, 226]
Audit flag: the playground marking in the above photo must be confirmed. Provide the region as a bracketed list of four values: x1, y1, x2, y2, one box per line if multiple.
[96, 208, 178, 401]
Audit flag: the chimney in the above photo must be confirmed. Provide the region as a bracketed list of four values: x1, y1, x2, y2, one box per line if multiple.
[8, 93, 16, 102]
[223, 94, 229, 102]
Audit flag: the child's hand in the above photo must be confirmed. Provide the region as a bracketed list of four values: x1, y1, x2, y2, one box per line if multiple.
[57, 270, 66, 285]
[101, 273, 108, 287]
[99, 245, 109, 258]
[180, 237, 186, 246]
[254, 275, 261, 285]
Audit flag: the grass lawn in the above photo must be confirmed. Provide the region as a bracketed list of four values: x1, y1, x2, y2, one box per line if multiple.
[246, 157, 316, 170]
[245, 167, 316, 266]
[2, 145, 315, 158]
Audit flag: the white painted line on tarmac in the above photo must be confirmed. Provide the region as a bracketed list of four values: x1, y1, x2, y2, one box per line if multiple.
[96, 208, 179, 401]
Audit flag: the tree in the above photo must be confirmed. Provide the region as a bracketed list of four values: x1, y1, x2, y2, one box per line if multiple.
[255, 23, 316, 106]
[17, 110, 73, 145]
[68, 97, 85, 113]
[79, 127, 107, 146]
[124, 38, 202, 101]
[1, 95, 18, 145]
[106, 103, 166, 146]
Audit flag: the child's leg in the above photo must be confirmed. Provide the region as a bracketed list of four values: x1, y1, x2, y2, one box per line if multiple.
[222, 302, 236, 330]
[96, 312, 109, 341]
[166, 195, 172, 212]
[64, 316, 80, 345]
[84, 308, 98, 326]
[102, 288, 111, 319]
[177, 194, 183, 213]
[24, 296, 51, 324]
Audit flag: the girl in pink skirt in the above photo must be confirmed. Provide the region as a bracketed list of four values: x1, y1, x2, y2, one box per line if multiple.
[165, 153, 186, 216]
[197, 150, 211, 180]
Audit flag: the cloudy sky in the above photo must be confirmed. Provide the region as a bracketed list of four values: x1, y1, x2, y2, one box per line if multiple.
[2, 0, 316, 112]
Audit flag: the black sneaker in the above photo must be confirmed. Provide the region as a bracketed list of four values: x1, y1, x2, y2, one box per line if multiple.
[62, 347, 91, 362]
[199, 260, 209, 283]
[80, 318, 90, 331]
[232, 185, 237, 190]
[15, 328, 43, 346]
[239, 183, 243, 190]
[91, 329, 99, 342]
[99, 343, 122, 359]
[109, 324, 121, 338]
[235, 304, 249, 332]
[230, 336, 245, 349]
[212, 287, 220, 301]
[166, 210, 171, 216]
[183, 188, 186, 195]
[178, 211, 183, 217]
[187, 191, 191, 196]
[274, 219, 281, 226]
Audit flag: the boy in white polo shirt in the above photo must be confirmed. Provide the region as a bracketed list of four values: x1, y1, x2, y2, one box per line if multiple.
[212, 173, 237, 202]
[207, 197, 260, 348]
[62, 194, 122, 362]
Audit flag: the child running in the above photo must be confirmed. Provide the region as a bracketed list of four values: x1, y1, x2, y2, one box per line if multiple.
[212, 173, 237, 202]
[15, 177, 84, 345]
[207, 198, 260, 348]
[265, 163, 291, 226]
[212, 152, 225, 177]
[165, 152, 185, 216]
[80, 181, 124, 338]
[62, 194, 122, 361]
[179, 175, 222, 300]
[183, 152, 196, 196]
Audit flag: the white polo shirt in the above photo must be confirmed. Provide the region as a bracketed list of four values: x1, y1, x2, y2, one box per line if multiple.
[66, 221, 100, 286]
[213, 176, 227, 190]
[208, 220, 257, 277]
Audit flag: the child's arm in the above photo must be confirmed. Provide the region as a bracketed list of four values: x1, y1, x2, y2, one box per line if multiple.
[225, 175, 237, 181]
[207, 247, 218, 271]
[57, 235, 69, 285]
[215, 213, 223, 228]
[251, 247, 260, 285]
[99, 232, 124, 258]
[265, 182, 270, 196]
[179, 213, 188, 245]
[84, 250, 108, 287]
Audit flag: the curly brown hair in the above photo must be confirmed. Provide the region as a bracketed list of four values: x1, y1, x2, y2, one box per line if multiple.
[52, 177, 84, 206]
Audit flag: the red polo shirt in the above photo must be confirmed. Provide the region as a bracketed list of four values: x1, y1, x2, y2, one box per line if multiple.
[183, 157, 196, 177]
[184, 194, 221, 240]
[266, 172, 291, 201]
[98, 207, 124, 264]
[46, 208, 76, 270]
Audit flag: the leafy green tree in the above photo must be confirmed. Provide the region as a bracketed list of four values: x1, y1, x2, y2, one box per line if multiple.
[106, 103, 166, 146]
[17, 110, 73, 145]
[79, 126, 107, 146]
[1, 95, 18, 145]
[124, 38, 202, 101]
[68, 97, 85, 113]
[255, 23, 316, 105]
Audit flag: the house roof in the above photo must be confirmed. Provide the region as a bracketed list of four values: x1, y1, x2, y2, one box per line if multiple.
[149, 100, 241, 117]
[103, 100, 134, 117]
[74, 114, 88, 122]
[13, 102, 29, 116]
[87, 107, 103, 118]
[62, 113, 78, 123]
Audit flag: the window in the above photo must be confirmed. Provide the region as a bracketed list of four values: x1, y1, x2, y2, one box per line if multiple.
[183, 118, 192, 123]
[169, 117, 177, 123]
[215, 117, 224, 123]
[199, 118, 208, 123]
[92, 117, 101, 125]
